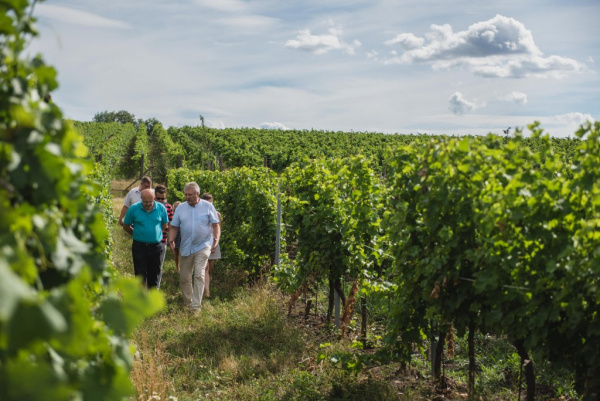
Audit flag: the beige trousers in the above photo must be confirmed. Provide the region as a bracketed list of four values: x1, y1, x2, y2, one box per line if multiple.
[179, 247, 211, 310]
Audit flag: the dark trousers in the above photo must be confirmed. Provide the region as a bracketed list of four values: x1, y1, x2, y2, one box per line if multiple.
[132, 240, 164, 288]
[157, 243, 167, 288]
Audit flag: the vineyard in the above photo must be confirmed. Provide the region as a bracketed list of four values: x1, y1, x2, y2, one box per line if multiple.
[74, 119, 600, 400]
[2, 1, 599, 400]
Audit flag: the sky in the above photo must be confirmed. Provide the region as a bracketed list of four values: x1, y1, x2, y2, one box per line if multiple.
[29, 0, 599, 137]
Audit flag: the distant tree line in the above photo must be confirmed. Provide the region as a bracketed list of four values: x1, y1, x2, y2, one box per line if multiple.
[93, 110, 161, 136]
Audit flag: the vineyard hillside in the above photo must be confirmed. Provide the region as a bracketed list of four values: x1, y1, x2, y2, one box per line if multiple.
[80, 120, 599, 400]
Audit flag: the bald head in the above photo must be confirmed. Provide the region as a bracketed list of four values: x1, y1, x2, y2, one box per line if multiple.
[141, 189, 155, 211]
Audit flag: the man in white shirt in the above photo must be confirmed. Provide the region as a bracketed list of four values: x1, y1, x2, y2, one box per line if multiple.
[119, 176, 152, 226]
[169, 182, 220, 312]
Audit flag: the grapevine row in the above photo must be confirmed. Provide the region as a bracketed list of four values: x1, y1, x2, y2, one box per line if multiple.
[1, 4, 163, 399]
[143, 124, 599, 398]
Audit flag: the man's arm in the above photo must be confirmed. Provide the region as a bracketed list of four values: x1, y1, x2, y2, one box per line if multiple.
[120, 189, 136, 226]
[168, 225, 179, 252]
[122, 207, 133, 234]
[211, 222, 220, 253]
[119, 205, 128, 226]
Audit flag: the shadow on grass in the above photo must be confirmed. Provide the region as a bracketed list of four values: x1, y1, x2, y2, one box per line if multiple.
[149, 265, 404, 400]
[163, 288, 303, 378]
[234, 371, 401, 401]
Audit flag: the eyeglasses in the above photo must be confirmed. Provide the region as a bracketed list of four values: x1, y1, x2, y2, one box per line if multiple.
[156, 196, 166, 201]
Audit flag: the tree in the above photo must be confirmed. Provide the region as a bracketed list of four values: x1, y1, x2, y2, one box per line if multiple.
[92, 111, 162, 136]
[140, 117, 161, 136]
[93, 109, 137, 125]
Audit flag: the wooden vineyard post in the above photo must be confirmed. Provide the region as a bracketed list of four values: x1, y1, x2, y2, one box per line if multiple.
[334, 291, 340, 328]
[360, 296, 368, 347]
[274, 193, 281, 266]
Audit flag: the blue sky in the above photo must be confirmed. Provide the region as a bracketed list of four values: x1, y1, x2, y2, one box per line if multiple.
[30, 0, 598, 137]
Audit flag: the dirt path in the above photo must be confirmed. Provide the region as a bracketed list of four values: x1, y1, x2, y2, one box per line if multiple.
[111, 178, 140, 216]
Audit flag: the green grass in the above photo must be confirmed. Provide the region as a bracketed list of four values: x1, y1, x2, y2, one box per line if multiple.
[111, 188, 578, 401]
[113, 215, 407, 400]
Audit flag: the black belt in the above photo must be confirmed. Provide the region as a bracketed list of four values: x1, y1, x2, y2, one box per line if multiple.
[133, 240, 161, 247]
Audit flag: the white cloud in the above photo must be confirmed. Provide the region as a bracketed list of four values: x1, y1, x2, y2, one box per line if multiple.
[285, 25, 361, 55]
[384, 14, 583, 78]
[499, 91, 528, 104]
[548, 112, 594, 127]
[523, 112, 596, 137]
[259, 122, 290, 130]
[207, 119, 226, 129]
[366, 50, 379, 60]
[449, 92, 482, 115]
[36, 4, 132, 29]
[384, 33, 424, 50]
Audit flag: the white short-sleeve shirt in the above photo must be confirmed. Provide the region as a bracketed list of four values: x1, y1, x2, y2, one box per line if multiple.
[171, 199, 220, 257]
[124, 187, 143, 208]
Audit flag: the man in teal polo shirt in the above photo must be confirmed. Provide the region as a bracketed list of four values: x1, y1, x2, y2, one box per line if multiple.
[123, 188, 169, 288]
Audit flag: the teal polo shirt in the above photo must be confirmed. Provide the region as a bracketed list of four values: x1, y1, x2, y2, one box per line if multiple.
[123, 201, 168, 243]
